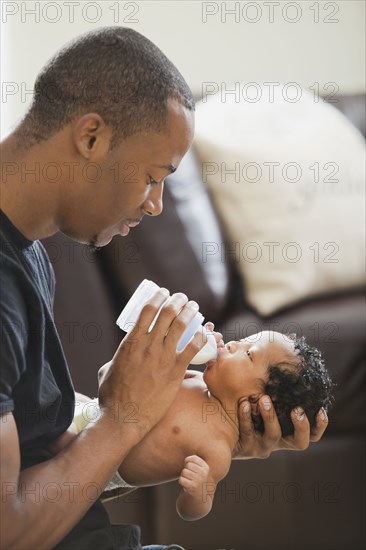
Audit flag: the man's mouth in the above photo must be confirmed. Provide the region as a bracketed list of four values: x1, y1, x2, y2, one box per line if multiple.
[126, 220, 141, 228]
[119, 223, 130, 236]
[119, 219, 141, 236]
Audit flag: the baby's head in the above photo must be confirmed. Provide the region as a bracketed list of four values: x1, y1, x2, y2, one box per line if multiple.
[203, 331, 334, 436]
[250, 332, 334, 435]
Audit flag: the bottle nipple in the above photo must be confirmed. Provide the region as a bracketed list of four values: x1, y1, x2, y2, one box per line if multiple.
[189, 326, 218, 365]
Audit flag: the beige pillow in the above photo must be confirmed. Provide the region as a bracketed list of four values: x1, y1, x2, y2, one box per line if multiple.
[194, 88, 365, 316]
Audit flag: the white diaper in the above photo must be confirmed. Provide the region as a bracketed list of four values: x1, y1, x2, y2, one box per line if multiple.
[73, 397, 99, 433]
[73, 398, 135, 492]
[105, 470, 135, 492]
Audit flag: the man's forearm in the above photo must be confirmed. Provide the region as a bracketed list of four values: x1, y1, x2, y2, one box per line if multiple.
[4, 416, 140, 550]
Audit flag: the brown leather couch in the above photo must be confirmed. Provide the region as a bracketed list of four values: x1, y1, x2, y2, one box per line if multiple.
[44, 94, 365, 550]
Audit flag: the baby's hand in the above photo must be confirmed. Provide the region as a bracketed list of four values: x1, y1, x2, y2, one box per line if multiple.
[179, 455, 212, 497]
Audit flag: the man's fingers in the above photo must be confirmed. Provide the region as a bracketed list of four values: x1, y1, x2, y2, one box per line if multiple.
[258, 396, 281, 447]
[152, 294, 201, 349]
[238, 400, 256, 439]
[310, 408, 328, 443]
[129, 288, 170, 336]
[166, 299, 201, 346]
[289, 407, 311, 450]
[204, 322, 223, 346]
[177, 326, 207, 366]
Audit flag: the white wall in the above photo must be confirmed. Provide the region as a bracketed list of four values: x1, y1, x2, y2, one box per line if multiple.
[1, 0, 365, 137]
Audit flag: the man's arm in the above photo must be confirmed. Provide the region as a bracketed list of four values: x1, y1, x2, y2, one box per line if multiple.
[0, 410, 140, 550]
[1, 290, 207, 549]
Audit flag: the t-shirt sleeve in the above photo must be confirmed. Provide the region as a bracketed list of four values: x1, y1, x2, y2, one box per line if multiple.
[36, 241, 56, 301]
[0, 257, 28, 414]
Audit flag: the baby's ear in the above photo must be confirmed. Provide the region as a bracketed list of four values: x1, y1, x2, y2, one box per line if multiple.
[239, 394, 262, 415]
[249, 393, 264, 415]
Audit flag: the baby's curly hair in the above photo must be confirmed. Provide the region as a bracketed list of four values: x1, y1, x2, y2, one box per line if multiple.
[251, 334, 334, 436]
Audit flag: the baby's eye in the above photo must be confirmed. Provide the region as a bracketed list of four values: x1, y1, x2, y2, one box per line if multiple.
[247, 350, 252, 360]
[147, 176, 159, 186]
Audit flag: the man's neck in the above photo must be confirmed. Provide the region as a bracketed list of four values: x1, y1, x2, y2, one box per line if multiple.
[0, 132, 61, 241]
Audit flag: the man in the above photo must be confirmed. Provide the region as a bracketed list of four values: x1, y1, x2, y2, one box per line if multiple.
[0, 27, 328, 549]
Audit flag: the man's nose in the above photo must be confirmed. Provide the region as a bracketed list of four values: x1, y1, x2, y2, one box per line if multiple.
[142, 183, 164, 216]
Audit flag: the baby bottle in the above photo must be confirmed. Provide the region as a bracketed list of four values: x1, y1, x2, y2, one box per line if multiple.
[116, 279, 218, 364]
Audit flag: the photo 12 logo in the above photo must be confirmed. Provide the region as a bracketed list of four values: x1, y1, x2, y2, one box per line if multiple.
[203, 480, 340, 505]
[201, 1, 340, 24]
[1, 1, 140, 24]
[200, 81, 340, 104]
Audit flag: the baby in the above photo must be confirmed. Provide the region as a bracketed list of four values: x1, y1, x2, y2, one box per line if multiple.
[81, 330, 333, 521]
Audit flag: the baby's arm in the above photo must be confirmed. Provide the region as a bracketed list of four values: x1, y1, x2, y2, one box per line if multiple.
[176, 454, 229, 521]
[176, 455, 214, 520]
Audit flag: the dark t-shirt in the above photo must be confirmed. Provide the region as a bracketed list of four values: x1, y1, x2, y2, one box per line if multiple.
[0, 210, 142, 549]
[0, 210, 75, 466]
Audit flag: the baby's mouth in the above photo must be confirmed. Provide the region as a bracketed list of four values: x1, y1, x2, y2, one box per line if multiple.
[205, 346, 225, 367]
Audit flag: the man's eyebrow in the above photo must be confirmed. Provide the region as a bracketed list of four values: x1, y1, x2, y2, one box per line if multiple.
[154, 163, 177, 174]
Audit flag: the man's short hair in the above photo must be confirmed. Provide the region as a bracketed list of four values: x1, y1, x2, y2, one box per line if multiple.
[20, 27, 194, 149]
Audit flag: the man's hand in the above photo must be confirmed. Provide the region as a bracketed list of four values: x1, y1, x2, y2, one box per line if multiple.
[203, 322, 329, 459]
[1, 291, 207, 550]
[98, 289, 206, 440]
[234, 396, 329, 459]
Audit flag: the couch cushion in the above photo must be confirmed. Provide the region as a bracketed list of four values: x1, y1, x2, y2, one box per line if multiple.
[194, 88, 365, 316]
[99, 148, 230, 324]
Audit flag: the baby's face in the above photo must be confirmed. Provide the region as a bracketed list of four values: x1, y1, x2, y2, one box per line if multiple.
[203, 331, 297, 403]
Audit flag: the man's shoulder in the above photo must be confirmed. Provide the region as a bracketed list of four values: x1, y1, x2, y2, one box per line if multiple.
[0, 244, 29, 307]
[1, 236, 55, 301]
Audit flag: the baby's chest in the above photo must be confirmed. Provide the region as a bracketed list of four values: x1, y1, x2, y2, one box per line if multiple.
[120, 389, 213, 484]
[150, 391, 211, 459]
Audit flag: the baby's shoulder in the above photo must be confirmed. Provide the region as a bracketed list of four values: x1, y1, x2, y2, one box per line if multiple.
[180, 370, 207, 400]
[179, 370, 206, 406]
[199, 439, 233, 483]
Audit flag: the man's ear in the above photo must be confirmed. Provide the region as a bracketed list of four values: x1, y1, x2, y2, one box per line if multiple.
[72, 113, 112, 159]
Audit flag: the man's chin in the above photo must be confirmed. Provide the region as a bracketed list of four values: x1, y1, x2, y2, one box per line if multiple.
[87, 227, 120, 249]
[60, 224, 122, 249]
[88, 234, 114, 250]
